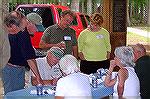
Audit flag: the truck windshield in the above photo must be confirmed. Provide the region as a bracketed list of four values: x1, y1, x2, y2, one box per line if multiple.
[18, 7, 54, 28]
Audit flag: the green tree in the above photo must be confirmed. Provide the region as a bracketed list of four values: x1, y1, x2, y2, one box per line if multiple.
[129, 0, 149, 25]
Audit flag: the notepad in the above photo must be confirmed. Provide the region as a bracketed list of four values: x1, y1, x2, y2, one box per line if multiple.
[30, 89, 55, 95]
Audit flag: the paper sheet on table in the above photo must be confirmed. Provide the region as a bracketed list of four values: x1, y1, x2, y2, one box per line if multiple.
[30, 89, 55, 95]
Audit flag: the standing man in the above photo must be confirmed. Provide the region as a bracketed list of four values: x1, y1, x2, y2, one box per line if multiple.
[2, 11, 43, 94]
[39, 10, 78, 59]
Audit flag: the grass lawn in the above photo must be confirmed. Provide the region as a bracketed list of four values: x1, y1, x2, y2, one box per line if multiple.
[127, 31, 150, 55]
[127, 32, 150, 45]
[134, 27, 150, 32]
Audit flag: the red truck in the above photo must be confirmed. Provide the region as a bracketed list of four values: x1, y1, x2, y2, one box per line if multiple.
[16, 4, 90, 56]
[71, 12, 90, 37]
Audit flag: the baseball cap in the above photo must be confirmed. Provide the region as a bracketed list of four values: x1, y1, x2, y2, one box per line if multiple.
[47, 47, 64, 60]
[26, 13, 42, 25]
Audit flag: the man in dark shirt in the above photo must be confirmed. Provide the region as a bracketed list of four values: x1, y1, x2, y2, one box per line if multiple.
[132, 44, 150, 99]
[39, 10, 78, 59]
[2, 11, 43, 94]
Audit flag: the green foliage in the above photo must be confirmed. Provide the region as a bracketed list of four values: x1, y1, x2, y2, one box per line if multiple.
[129, 0, 149, 26]
[8, 0, 59, 11]
[8, 0, 150, 26]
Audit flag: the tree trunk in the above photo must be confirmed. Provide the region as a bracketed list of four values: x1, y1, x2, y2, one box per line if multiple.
[148, 0, 150, 25]
[60, 0, 68, 6]
[87, 0, 92, 15]
[139, 4, 144, 23]
[70, 0, 79, 12]
[79, 1, 84, 13]
[0, 0, 10, 70]
[127, 0, 131, 26]
[0, 0, 9, 28]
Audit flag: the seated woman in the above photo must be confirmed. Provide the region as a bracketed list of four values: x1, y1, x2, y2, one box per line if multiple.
[104, 46, 140, 99]
[55, 55, 92, 99]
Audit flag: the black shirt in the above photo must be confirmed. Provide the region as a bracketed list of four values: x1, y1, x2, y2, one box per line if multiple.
[8, 28, 36, 66]
[135, 55, 150, 98]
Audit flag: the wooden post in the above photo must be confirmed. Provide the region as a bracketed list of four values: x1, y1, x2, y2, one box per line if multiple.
[102, 0, 127, 59]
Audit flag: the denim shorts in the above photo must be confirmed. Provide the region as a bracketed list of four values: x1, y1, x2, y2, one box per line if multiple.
[2, 64, 25, 94]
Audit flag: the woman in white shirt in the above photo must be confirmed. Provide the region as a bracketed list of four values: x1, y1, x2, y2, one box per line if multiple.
[55, 55, 92, 99]
[104, 46, 140, 99]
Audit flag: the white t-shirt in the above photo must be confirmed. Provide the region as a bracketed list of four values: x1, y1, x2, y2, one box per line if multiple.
[55, 72, 92, 99]
[113, 67, 140, 98]
[32, 57, 62, 79]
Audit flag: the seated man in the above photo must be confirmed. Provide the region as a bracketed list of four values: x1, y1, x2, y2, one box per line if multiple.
[131, 43, 147, 62]
[31, 47, 64, 86]
[132, 44, 150, 99]
[55, 55, 92, 99]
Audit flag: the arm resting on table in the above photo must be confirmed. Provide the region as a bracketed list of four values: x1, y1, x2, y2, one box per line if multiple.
[31, 76, 53, 86]
[55, 96, 64, 99]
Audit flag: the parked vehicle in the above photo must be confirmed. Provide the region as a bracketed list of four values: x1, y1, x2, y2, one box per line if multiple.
[16, 4, 90, 56]
[71, 12, 90, 37]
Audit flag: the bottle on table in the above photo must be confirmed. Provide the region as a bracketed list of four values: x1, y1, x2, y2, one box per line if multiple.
[91, 74, 98, 88]
[36, 84, 43, 95]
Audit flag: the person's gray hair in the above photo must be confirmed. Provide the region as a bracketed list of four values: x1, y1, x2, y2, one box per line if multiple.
[114, 46, 135, 67]
[59, 55, 80, 75]
[134, 43, 146, 54]
[47, 47, 64, 60]
[26, 13, 42, 25]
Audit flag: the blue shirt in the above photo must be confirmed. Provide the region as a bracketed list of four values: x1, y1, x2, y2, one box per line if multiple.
[8, 28, 36, 66]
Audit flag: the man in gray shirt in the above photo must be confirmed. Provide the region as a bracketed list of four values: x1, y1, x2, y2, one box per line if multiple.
[39, 10, 78, 59]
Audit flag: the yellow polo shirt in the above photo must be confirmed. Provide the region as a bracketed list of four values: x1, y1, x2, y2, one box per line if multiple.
[78, 28, 111, 61]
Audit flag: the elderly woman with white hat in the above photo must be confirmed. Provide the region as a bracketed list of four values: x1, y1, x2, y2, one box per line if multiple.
[55, 55, 92, 99]
[104, 46, 140, 99]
